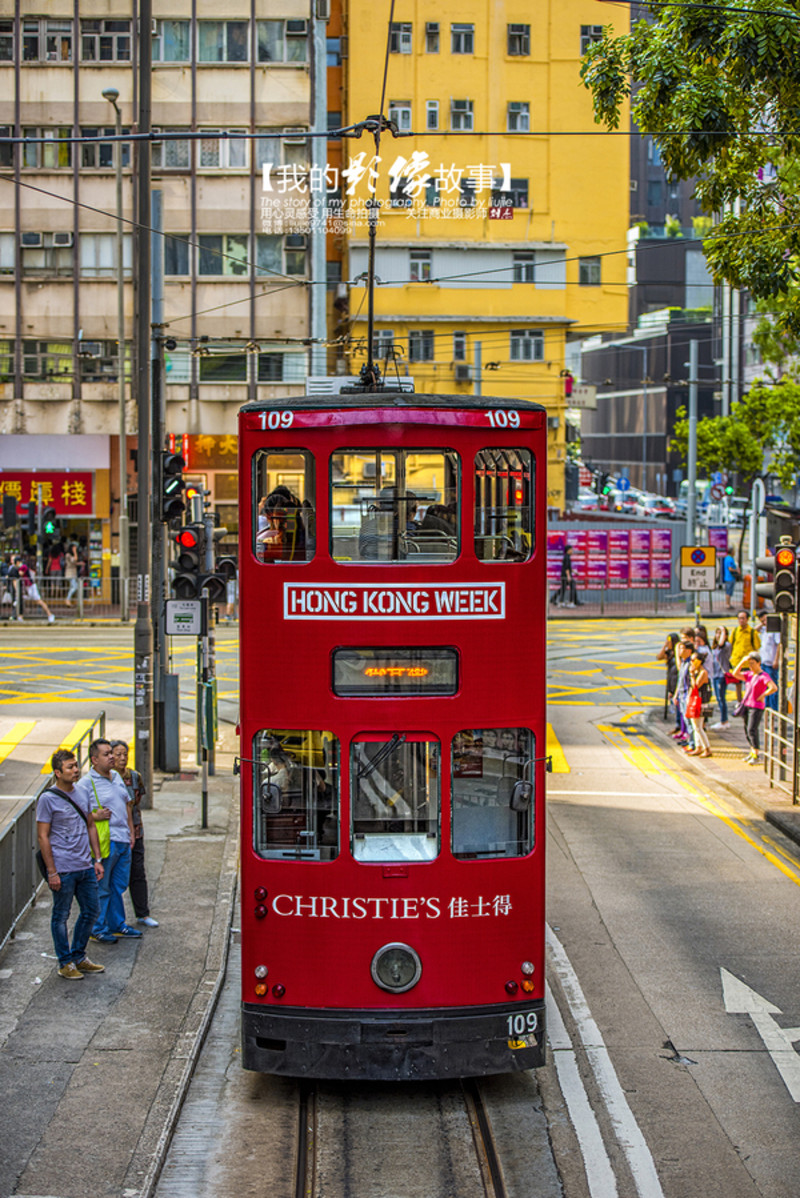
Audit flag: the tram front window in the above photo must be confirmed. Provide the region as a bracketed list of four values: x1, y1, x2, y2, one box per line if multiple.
[252, 449, 315, 563]
[253, 730, 339, 860]
[331, 450, 459, 562]
[474, 449, 533, 562]
[351, 735, 440, 862]
[451, 727, 534, 858]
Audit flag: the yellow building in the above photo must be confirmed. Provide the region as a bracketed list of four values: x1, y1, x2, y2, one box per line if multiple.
[344, 5, 629, 509]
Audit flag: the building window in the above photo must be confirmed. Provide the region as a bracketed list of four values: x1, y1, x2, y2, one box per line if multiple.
[0, 128, 12, 169]
[198, 20, 248, 63]
[152, 20, 190, 62]
[80, 127, 130, 169]
[256, 129, 309, 171]
[510, 330, 544, 361]
[255, 234, 307, 277]
[22, 19, 72, 63]
[373, 329, 396, 360]
[22, 340, 73, 379]
[424, 179, 440, 208]
[451, 23, 474, 54]
[326, 37, 341, 65]
[152, 129, 191, 170]
[78, 340, 130, 380]
[257, 20, 308, 63]
[388, 101, 412, 133]
[647, 179, 663, 206]
[647, 137, 662, 165]
[409, 330, 435, 361]
[513, 252, 535, 282]
[20, 233, 73, 277]
[410, 249, 432, 282]
[284, 234, 307, 275]
[80, 19, 131, 62]
[453, 332, 467, 361]
[425, 22, 439, 53]
[460, 179, 476, 208]
[579, 256, 601, 286]
[451, 99, 474, 132]
[199, 130, 249, 170]
[580, 25, 603, 54]
[426, 101, 439, 131]
[164, 235, 190, 276]
[199, 347, 247, 383]
[389, 22, 412, 53]
[492, 177, 528, 208]
[0, 20, 14, 60]
[390, 178, 413, 208]
[0, 339, 13, 379]
[507, 102, 530, 133]
[79, 232, 132, 277]
[198, 233, 249, 276]
[21, 128, 72, 170]
[507, 24, 530, 55]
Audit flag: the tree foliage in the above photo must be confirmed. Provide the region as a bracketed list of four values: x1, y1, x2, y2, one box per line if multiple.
[580, 4, 800, 333]
[670, 379, 800, 485]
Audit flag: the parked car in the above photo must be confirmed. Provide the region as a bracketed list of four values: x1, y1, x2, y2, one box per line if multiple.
[574, 492, 599, 512]
[634, 495, 676, 519]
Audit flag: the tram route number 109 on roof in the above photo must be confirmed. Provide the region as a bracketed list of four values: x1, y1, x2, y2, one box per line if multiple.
[247, 409, 532, 431]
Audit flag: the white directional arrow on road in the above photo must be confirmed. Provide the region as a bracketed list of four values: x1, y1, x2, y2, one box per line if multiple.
[721, 968, 800, 1101]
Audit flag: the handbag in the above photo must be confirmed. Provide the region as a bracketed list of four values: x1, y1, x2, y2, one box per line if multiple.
[89, 777, 111, 858]
[36, 787, 91, 880]
[733, 699, 746, 718]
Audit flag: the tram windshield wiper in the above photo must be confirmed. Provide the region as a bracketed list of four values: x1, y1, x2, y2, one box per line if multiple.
[357, 733, 406, 780]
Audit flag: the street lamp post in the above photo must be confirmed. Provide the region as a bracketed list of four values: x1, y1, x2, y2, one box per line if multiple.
[102, 87, 129, 621]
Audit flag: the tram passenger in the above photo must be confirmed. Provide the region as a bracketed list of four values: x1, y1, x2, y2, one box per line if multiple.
[256, 488, 306, 563]
[418, 502, 455, 536]
[358, 488, 418, 559]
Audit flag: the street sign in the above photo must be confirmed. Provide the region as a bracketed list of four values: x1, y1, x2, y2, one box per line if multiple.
[617, 477, 630, 492]
[710, 483, 724, 500]
[712, 471, 723, 485]
[165, 598, 203, 636]
[680, 545, 717, 590]
[568, 384, 597, 411]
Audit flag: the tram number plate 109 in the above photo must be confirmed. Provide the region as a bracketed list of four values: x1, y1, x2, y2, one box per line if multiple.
[506, 1010, 538, 1049]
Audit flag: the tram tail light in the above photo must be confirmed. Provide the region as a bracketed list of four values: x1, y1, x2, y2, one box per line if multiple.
[505, 980, 519, 995]
[255, 904, 268, 920]
[521, 980, 535, 994]
[254, 887, 267, 901]
[272, 984, 286, 999]
[255, 983, 268, 997]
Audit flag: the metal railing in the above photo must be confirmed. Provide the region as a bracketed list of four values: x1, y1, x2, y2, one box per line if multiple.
[2, 576, 123, 622]
[0, 709, 106, 954]
[763, 708, 794, 798]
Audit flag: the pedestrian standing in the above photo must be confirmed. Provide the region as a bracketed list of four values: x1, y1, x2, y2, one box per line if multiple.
[757, 610, 781, 712]
[709, 626, 732, 729]
[693, 625, 711, 663]
[64, 543, 80, 606]
[74, 738, 142, 942]
[555, 544, 580, 607]
[111, 740, 159, 928]
[729, 610, 760, 702]
[36, 749, 106, 979]
[672, 639, 694, 746]
[732, 652, 778, 765]
[657, 632, 680, 726]
[684, 653, 712, 758]
[721, 549, 740, 609]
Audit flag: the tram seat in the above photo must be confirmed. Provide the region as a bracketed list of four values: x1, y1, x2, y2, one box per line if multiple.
[402, 532, 456, 559]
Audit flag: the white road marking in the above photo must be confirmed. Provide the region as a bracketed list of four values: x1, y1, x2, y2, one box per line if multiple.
[547, 924, 666, 1198]
[721, 968, 800, 1101]
[548, 790, 675, 798]
[546, 982, 618, 1198]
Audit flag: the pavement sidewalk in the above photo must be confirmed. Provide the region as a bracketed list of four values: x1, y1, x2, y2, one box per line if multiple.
[647, 707, 800, 846]
[0, 771, 239, 1198]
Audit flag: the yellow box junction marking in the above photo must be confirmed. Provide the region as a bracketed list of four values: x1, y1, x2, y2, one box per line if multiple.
[546, 724, 570, 773]
[0, 721, 36, 765]
[41, 719, 95, 773]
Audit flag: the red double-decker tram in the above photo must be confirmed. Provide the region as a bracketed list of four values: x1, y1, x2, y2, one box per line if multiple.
[237, 391, 547, 1080]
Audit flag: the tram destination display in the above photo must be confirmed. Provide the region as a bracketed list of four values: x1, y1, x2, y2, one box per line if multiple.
[332, 647, 459, 696]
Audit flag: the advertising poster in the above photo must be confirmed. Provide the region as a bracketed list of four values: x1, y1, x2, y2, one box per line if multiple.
[608, 530, 630, 557]
[707, 526, 728, 554]
[651, 528, 672, 557]
[630, 557, 651, 586]
[651, 558, 672, 587]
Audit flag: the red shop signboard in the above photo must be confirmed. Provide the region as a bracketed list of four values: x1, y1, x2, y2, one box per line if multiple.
[0, 472, 94, 515]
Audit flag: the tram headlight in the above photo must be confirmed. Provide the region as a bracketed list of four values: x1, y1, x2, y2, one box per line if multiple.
[255, 965, 268, 979]
[370, 943, 422, 994]
[521, 961, 535, 976]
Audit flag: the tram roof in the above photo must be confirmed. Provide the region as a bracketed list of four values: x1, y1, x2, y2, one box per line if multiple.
[240, 392, 548, 414]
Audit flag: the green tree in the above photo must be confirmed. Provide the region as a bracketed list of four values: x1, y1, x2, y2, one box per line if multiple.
[581, 7, 800, 333]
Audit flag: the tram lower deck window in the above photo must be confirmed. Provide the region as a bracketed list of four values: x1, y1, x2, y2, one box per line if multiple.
[451, 728, 534, 858]
[352, 735, 440, 862]
[331, 450, 459, 563]
[253, 730, 339, 860]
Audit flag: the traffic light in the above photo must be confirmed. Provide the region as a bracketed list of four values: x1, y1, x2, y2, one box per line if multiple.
[20, 501, 37, 537]
[171, 523, 206, 598]
[184, 483, 204, 524]
[774, 544, 797, 613]
[42, 506, 58, 536]
[594, 472, 611, 496]
[3, 495, 17, 528]
[161, 451, 186, 524]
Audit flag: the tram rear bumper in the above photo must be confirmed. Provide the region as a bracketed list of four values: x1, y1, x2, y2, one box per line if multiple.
[242, 1000, 545, 1080]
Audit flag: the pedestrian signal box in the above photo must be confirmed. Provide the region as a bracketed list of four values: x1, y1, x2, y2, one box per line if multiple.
[774, 545, 797, 613]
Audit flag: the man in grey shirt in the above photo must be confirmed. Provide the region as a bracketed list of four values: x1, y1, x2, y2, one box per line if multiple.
[74, 737, 141, 943]
[36, 749, 106, 980]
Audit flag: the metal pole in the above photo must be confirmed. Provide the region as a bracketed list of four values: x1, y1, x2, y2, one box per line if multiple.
[474, 341, 482, 397]
[749, 477, 766, 623]
[641, 345, 648, 491]
[201, 596, 209, 828]
[35, 483, 43, 578]
[151, 189, 167, 768]
[104, 89, 129, 622]
[686, 339, 698, 613]
[793, 612, 799, 805]
[204, 507, 216, 778]
[134, 0, 153, 799]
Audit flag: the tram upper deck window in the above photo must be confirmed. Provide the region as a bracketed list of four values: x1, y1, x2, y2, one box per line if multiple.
[253, 730, 339, 861]
[252, 449, 315, 563]
[451, 728, 534, 859]
[331, 450, 459, 563]
[474, 449, 533, 562]
[351, 735, 440, 862]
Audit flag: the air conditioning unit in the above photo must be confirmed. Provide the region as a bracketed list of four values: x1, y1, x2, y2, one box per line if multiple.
[340, 35, 348, 58]
[630, 179, 638, 191]
[20, 232, 43, 248]
[51, 232, 73, 247]
[285, 234, 308, 249]
[508, 23, 528, 33]
[99, 358, 117, 373]
[315, 0, 330, 20]
[283, 126, 307, 144]
[454, 363, 471, 383]
[80, 341, 102, 357]
[425, 21, 440, 34]
[286, 19, 308, 34]
[151, 18, 158, 34]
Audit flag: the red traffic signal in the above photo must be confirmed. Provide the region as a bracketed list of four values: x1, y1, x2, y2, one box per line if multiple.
[774, 545, 797, 613]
